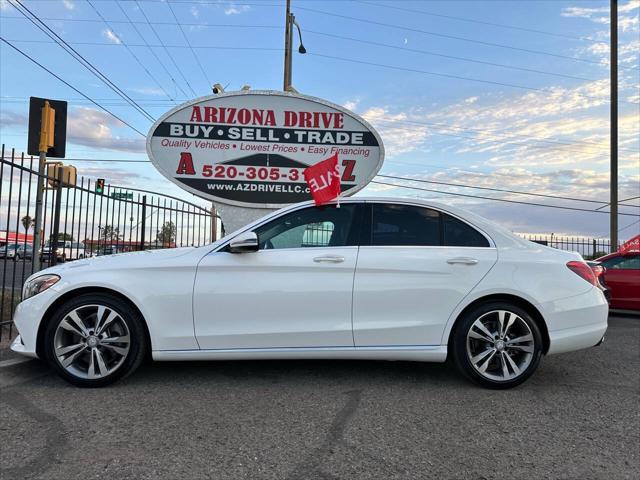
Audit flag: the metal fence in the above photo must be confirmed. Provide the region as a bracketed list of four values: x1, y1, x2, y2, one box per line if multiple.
[1, 145, 221, 340]
[520, 234, 613, 260]
[0, 142, 620, 342]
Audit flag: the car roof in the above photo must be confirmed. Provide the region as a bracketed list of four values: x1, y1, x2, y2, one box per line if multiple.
[230, 196, 538, 251]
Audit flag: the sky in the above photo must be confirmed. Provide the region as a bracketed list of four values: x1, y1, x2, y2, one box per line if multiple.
[1, 0, 639, 239]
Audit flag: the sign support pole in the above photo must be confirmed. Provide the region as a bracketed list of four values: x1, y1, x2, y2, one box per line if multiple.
[610, 0, 618, 252]
[32, 101, 55, 272]
[31, 150, 46, 272]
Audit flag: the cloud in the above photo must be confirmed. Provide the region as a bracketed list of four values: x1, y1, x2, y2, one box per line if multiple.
[0, 110, 28, 128]
[562, 1, 639, 32]
[342, 99, 359, 111]
[103, 29, 122, 45]
[71, 165, 149, 184]
[62, 0, 75, 11]
[360, 107, 431, 157]
[66, 107, 145, 153]
[190, 5, 199, 18]
[0, 0, 10, 12]
[224, 4, 250, 15]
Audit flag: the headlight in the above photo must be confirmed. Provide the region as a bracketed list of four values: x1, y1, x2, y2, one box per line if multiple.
[22, 274, 60, 300]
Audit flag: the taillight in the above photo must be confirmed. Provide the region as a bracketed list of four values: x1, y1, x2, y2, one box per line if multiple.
[567, 261, 597, 286]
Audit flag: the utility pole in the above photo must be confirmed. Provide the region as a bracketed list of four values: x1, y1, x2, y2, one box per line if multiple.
[283, 0, 292, 91]
[610, 0, 618, 251]
[282, 0, 306, 91]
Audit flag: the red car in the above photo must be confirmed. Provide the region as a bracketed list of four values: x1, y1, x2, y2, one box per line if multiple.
[596, 252, 640, 311]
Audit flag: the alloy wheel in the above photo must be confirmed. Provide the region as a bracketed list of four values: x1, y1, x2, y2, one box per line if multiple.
[53, 304, 131, 379]
[465, 309, 535, 382]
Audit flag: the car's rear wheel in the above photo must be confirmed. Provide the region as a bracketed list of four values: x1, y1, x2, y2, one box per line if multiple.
[451, 302, 543, 389]
[43, 293, 147, 387]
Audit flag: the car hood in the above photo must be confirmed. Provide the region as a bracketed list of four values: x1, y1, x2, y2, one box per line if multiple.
[32, 246, 213, 279]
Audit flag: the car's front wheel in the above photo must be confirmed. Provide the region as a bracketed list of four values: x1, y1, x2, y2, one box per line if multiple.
[43, 293, 147, 387]
[451, 302, 543, 389]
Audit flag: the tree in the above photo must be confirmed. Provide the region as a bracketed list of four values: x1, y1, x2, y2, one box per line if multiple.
[100, 225, 122, 242]
[156, 221, 177, 246]
[49, 232, 73, 242]
[21, 215, 34, 232]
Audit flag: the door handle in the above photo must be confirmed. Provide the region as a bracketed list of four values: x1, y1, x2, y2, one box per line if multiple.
[313, 255, 345, 263]
[447, 257, 479, 265]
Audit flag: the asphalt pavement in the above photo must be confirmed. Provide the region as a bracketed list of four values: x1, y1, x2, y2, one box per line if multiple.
[0, 314, 638, 480]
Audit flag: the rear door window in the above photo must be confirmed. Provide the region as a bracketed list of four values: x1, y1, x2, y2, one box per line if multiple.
[442, 214, 490, 247]
[371, 204, 440, 246]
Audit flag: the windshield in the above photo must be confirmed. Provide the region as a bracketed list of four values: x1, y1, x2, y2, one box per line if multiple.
[3, 244, 19, 250]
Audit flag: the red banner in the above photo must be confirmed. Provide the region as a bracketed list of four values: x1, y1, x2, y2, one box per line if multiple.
[619, 234, 640, 254]
[304, 153, 341, 206]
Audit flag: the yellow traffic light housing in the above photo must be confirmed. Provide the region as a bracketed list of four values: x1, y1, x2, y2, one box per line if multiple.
[39, 100, 56, 153]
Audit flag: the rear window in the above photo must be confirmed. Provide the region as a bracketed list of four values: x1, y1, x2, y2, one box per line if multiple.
[372, 204, 440, 246]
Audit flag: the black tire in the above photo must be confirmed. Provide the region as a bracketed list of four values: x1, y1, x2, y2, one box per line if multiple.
[43, 293, 147, 387]
[451, 301, 543, 389]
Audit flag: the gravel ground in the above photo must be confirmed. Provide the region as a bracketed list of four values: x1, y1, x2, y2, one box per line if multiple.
[0, 314, 638, 480]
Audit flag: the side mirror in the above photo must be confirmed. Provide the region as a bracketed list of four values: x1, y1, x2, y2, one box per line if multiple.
[229, 231, 259, 253]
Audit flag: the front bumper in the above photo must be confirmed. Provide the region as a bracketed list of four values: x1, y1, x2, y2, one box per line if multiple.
[10, 335, 38, 358]
[9, 289, 58, 358]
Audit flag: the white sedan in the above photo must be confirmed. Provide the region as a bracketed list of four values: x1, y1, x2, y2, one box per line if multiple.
[11, 198, 608, 388]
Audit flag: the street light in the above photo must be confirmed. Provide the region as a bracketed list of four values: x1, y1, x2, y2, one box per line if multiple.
[293, 17, 306, 54]
[283, 0, 306, 91]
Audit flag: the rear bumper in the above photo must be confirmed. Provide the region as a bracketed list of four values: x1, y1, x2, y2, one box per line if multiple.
[546, 287, 609, 355]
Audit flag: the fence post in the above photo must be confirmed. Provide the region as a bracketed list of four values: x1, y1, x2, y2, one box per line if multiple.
[140, 195, 147, 251]
[50, 169, 64, 266]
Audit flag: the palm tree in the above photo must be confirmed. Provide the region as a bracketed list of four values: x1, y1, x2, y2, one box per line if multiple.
[21, 215, 34, 232]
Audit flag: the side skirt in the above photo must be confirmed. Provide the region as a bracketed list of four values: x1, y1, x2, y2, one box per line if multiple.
[152, 345, 448, 362]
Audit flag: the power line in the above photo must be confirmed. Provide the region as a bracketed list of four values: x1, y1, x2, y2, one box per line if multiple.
[295, 5, 638, 69]
[86, 0, 175, 102]
[352, 0, 602, 42]
[114, 0, 189, 100]
[0, 37, 146, 137]
[618, 219, 640, 233]
[368, 116, 638, 154]
[3, 89, 636, 154]
[376, 174, 640, 208]
[309, 52, 639, 105]
[8, 0, 156, 123]
[370, 180, 640, 217]
[135, 0, 198, 97]
[372, 119, 614, 158]
[0, 15, 282, 30]
[305, 30, 598, 83]
[166, 0, 211, 87]
[2, 38, 282, 51]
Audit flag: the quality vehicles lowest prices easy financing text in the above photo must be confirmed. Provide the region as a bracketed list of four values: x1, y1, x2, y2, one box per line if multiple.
[11, 198, 608, 389]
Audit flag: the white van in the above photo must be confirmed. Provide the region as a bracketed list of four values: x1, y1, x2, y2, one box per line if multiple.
[41, 240, 88, 262]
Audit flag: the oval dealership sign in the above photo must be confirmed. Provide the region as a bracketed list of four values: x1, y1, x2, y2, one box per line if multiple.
[147, 91, 384, 208]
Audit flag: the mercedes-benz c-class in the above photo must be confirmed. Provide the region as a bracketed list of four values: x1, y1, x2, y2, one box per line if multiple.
[11, 198, 608, 388]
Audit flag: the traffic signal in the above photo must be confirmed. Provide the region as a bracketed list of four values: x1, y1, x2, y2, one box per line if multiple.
[95, 178, 105, 195]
